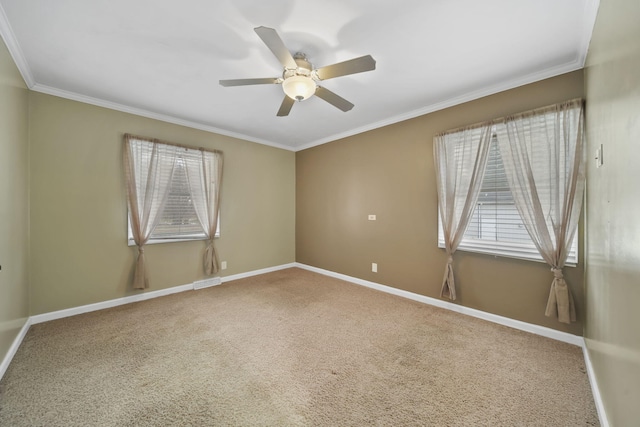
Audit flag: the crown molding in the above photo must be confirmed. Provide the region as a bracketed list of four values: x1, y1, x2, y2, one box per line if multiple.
[294, 1, 600, 152]
[1, 0, 293, 152]
[0, 3, 34, 87]
[294, 59, 585, 152]
[30, 83, 295, 151]
[578, 0, 600, 68]
[2, 0, 598, 153]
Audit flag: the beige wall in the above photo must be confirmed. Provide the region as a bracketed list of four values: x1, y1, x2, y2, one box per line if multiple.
[584, 0, 640, 424]
[0, 38, 29, 364]
[28, 92, 295, 315]
[297, 71, 585, 335]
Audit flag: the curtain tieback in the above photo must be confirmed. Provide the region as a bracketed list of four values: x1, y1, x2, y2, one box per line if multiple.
[551, 267, 564, 280]
[447, 256, 453, 265]
[137, 245, 145, 254]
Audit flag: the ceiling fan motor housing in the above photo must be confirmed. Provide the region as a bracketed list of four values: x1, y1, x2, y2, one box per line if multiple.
[282, 53, 317, 101]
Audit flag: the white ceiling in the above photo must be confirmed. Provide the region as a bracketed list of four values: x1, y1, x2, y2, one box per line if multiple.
[0, 0, 599, 151]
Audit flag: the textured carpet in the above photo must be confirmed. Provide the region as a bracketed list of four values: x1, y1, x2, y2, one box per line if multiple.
[0, 268, 598, 426]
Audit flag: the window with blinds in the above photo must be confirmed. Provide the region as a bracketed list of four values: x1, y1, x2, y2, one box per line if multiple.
[126, 142, 219, 245]
[438, 134, 578, 265]
[149, 156, 206, 240]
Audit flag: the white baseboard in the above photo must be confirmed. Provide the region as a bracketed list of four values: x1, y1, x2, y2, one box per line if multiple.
[30, 283, 195, 325]
[2, 261, 607, 427]
[221, 263, 297, 283]
[30, 262, 296, 325]
[582, 343, 610, 427]
[294, 263, 612, 425]
[0, 318, 31, 381]
[1, 263, 296, 380]
[294, 263, 583, 347]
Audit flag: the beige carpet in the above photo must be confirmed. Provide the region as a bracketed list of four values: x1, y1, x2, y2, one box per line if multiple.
[0, 268, 598, 426]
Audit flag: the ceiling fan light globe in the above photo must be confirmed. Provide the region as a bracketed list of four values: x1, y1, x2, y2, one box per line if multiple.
[282, 75, 316, 101]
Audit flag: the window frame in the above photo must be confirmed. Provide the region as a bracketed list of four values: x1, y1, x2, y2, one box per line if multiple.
[437, 132, 578, 266]
[125, 137, 221, 246]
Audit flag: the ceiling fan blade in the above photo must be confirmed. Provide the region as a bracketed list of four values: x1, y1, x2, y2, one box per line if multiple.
[315, 55, 376, 80]
[315, 86, 354, 112]
[219, 77, 279, 87]
[254, 26, 297, 69]
[277, 96, 295, 117]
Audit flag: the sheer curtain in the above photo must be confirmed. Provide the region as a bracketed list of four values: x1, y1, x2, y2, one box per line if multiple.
[434, 124, 493, 300]
[185, 149, 224, 275]
[123, 135, 178, 289]
[496, 99, 585, 323]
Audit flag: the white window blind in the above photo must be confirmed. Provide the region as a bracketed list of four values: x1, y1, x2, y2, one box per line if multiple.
[438, 133, 578, 265]
[127, 139, 219, 245]
[150, 156, 207, 239]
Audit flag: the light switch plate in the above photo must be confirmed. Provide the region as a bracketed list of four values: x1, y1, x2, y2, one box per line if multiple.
[595, 144, 604, 168]
[368, 214, 376, 220]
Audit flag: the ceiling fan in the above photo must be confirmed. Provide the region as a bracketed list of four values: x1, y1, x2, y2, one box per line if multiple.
[219, 26, 376, 117]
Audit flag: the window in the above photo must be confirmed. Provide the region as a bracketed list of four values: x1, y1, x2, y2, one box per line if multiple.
[438, 133, 578, 265]
[126, 138, 220, 246]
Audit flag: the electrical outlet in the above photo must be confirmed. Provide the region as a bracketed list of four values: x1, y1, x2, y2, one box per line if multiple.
[372, 263, 377, 273]
[368, 214, 376, 220]
[221, 261, 227, 270]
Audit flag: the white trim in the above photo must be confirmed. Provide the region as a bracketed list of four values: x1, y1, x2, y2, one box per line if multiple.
[294, 263, 612, 424]
[221, 263, 297, 283]
[437, 238, 578, 268]
[29, 83, 295, 152]
[294, 263, 583, 346]
[582, 343, 610, 427]
[0, 261, 608, 426]
[1, 262, 295, 379]
[0, 1, 598, 153]
[31, 64, 586, 154]
[294, 61, 585, 152]
[578, 0, 601, 68]
[30, 283, 194, 325]
[0, 318, 31, 381]
[0, 4, 34, 87]
[29, 262, 297, 324]
[292, 264, 611, 422]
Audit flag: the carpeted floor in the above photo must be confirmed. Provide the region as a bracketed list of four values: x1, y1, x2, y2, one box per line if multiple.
[0, 268, 598, 426]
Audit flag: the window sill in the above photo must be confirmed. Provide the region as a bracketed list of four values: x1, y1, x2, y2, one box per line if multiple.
[438, 241, 577, 267]
[128, 233, 219, 247]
